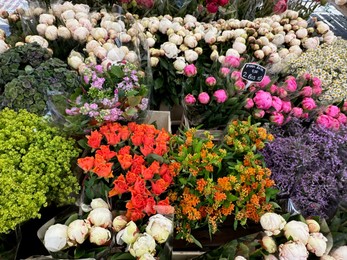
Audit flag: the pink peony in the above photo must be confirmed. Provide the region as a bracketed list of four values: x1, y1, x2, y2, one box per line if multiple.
[277, 88, 288, 99]
[285, 77, 297, 92]
[184, 64, 197, 77]
[338, 113, 347, 124]
[302, 112, 309, 119]
[279, 241, 309, 260]
[206, 2, 219, 13]
[235, 80, 246, 90]
[316, 114, 333, 128]
[325, 105, 340, 118]
[198, 92, 210, 104]
[332, 118, 340, 130]
[213, 89, 228, 103]
[273, 0, 288, 14]
[231, 71, 241, 80]
[312, 77, 322, 88]
[272, 96, 283, 112]
[304, 73, 311, 80]
[281, 101, 292, 113]
[224, 55, 241, 68]
[270, 85, 278, 94]
[184, 94, 196, 105]
[312, 86, 322, 96]
[292, 107, 303, 118]
[270, 112, 284, 125]
[302, 97, 317, 110]
[220, 67, 231, 77]
[205, 76, 217, 87]
[253, 109, 265, 119]
[253, 90, 273, 110]
[300, 86, 313, 97]
[244, 98, 254, 109]
[258, 76, 271, 88]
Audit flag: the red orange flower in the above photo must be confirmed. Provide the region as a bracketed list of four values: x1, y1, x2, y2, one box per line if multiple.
[78, 157, 94, 172]
[87, 130, 103, 149]
[109, 174, 128, 196]
[96, 145, 117, 161]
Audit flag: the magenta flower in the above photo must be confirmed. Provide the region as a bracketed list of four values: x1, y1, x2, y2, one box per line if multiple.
[302, 97, 317, 111]
[253, 90, 273, 110]
[258, 75, 271, 88]
[184, 94, 196, 105]
[244, 98, 254, 109]
[183, 64, 197, 77]
[223, 55, 241, 68]
[198, 92, 210, 104]
[205, 76, 217, 87]
[213, 89, 228, 103]
[270, 112, 284, 125]
[325, 105, 340, 118]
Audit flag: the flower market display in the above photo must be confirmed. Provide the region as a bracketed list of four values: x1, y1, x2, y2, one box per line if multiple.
[0, 0, 347, 259]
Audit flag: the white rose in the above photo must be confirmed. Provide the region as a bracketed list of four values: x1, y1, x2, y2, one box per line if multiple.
[87, 208, 113, 228]
[75, 12, 89, 20]
[89, 227, 111, 246]
[289, 38, 301, 46]
[57, 26, 71, 39]
[79, 18, 93, 31]
[261, 236, 277, 253]
[232, 41, 247, 54]
[307, 233, 327, 257]
[173, 57, 187, 72]
[204, 30, 216, 44]
[146, 214, 173, 244]
[107, 47, 125, 62]
[66, 19, 80, 32]
[330, 246, 347, 260]
[284, 221, 310, 244]
[159, 18, 172, 34]
[73, 4, 90, 14]
[269, 53, 281, 63]
[169, 34, 183, 45]
[25, 35, 49, 48]
[279, 241, 309, 260]
[260, 213, 286, 236]
[316, 21, 330, 34]
[306, 219, 320, 233]
[119, 221, 139, 245]
[125, 51, 138, 63]
[161, 42, 179, 59]
[225, 48, 240, 58]
[91, 198, 109, 210]
[289, 45, 302, 56]
[67, 219, 90, 244]
[139, 253, 156, 260]
[184, 14, 197, 24]
[39, 14, 55, 25]
[210, 50, 219, 61]
[323, 35, 337, 45]
[91, 28, 107, 41]
[112, 215, 128, 232]
[61, 10, 76, 21]
[73, 27, 89, 43]
[303, 37, 320, 49]
[150, 57, 159, 67]
[94, 46, 107, 60]
[0, 39, 9, 54]
[44, 224, 69, 252]
[36, 24, 47, 36]
[278, 48, 289, 58]
[184, 35, 198, 48]
[254, 50, 265, 59]
[296, 28, 308, 39]
[86, 40, 101, 53]
[184, 50, 198, 63]
[45, 25, 58, 41]
[68, 55, 84, 70]
[129, 233, 156, 258]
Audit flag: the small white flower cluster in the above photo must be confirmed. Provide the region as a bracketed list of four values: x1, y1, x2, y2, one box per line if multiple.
[43, 198, 173, 260]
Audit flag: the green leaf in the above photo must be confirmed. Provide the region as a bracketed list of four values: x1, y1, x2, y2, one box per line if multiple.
[128, 96, 142, 107]
[64, 213, 79, 226]
[109, 253, 135, 260]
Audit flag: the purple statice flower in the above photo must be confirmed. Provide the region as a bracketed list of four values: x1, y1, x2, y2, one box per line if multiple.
[88, 111, 100, 118]
[91, 77, 105, 89]
[89, 103, 98, 110]
[262, 118, 347, 219]
[117, 76, 134, 91]
[131, 70, 138, 82]
[103, 108, 123, 121]
[138, 98, 149, 111]
[94, 65, 103, 73]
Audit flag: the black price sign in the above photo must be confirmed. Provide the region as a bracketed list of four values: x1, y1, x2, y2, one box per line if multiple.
[241, 63, 267, 83]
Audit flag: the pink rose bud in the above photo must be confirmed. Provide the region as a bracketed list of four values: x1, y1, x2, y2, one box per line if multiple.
[277, 88, 288, 99]
[270, 112, 284, 125]
[198, 92, 210, 104]
[258, 75, 271, 88]
[338, 113, 347, 124]
[253, 90, 273, 110]
[270, 84, 278, 94]
[220, 67, 230, 77]
[213, 89, 228, 103]
[300, 86, 313, 97]
[231, 70, 241, 80]
[281, 101, 292, 113]
[244, 98, 254, 109]
[235, 80, 245, 90]
[332, 118, 340, 130]
[183, 64, 197, 77]
[184, 94, 196, 105]
[205, 76, 217, 86]
[302, 112, 309, 118]
[316, 114, 333, 129]
[302, 97, 317, 110]
[312, 77, 321, 88]
[304, 73, 311, 80]
[312, 86, 322, 96]
[253, 109, 265, 119]
[223, 55, 241, 68]
[272, 96, 283, 112]
[325, 105, 340, 118]
[292, 107, 303, 118]
[285, 76, 297, 92]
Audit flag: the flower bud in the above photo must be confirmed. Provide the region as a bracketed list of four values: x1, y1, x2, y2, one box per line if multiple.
[284, 220, 310, 244]
[91, 198, 109, 210]
[260, 213, 286, 236]
[307, 233, 328, 257]
[87, 208, 113, 228]
[261, 236, 277, 253]
[67, 219, 90, 244]
[306, 219, 320, 233]
[44, 224, 69, 252]
[129, 233, 156, 258]
[113, 215, 128, 232]
[120, 221, 139, 245]
[89, 227, 111, 246]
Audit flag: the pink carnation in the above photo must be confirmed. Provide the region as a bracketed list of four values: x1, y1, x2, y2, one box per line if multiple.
[316, 114, 333, 128]
[244, 98, 254, 109]
[303, 73, 311, 80]
[253, 109, 265, 119]
[224, 55, 241, 68]
[258, 75, 271, 88]
[184, 94, 196, 105]
[292, 107, 303, 118]
[205, 76, 217, 86]
[220, 67, 231, 77]
[312, 86, 322, 96]
[338, 113, 347, 124]
[300, 86, 313, 97]
[312, 77, 322, 88]
[213, 89, 228, 103]
[285, 77, 297, 92]
[253, 90, 273, 110]
[184, 64, 197, 77]
[231, 71, 241, 80]
[281, 101, 292, 113]
[302, 97, 317, 110]
[270, 112, 284, 125]
[198, 92, 210, 104]
[272, 96, 283, 112]
[235, 80, 245, 90]
[325, 105, 340, 118]
[332, 118, 340, 130]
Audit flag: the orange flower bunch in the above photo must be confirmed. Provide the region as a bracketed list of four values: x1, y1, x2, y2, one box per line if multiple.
[78, 122, 180, 222]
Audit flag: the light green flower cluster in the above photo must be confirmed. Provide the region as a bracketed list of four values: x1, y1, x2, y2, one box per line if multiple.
[285, 38, 347, 104]
[0, 108, 80, 234]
